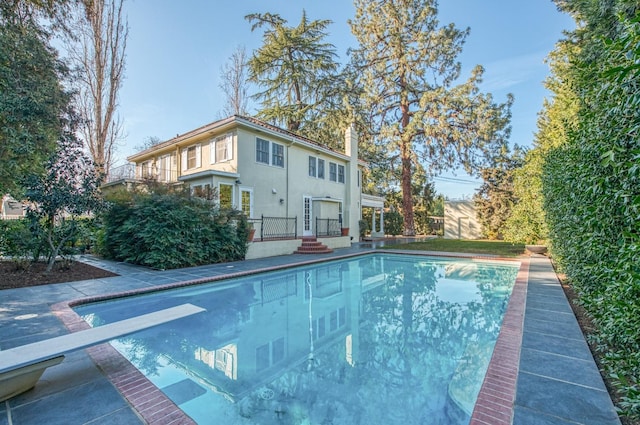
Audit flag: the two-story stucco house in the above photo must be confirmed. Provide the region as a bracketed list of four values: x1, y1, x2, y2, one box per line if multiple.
[112, 115, 384, 259]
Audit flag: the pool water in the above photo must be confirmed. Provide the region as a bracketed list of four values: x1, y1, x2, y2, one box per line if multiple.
[76, 254, 519, 425]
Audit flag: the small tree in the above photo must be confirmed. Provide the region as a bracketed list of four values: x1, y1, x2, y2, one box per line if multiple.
[25, 130, 103, 272]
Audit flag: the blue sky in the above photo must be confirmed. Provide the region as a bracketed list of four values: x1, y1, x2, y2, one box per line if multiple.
[116, 0, 574, 199]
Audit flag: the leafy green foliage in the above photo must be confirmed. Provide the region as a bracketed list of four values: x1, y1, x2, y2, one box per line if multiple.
[474, 147, 524, 240]
[0, 14, 71, 195]
[383, 210, 403, 236]
[0, 219, 41, 269]
[540, 3, 640, 418]
[101, 191, 250, 269]
[246, 11, 339, 134]
[24, 132, 103, 271]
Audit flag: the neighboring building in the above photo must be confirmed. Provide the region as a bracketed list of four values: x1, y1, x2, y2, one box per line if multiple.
[107, 115, 384, 258]
[1, 195, 25, 220]
[444, 200, 481, 239]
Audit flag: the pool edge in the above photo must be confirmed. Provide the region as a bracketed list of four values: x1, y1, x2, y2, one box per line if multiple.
[469, 257, 529, 425]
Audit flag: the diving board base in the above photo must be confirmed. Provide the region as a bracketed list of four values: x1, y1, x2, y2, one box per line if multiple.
[0, 356, 64, 402]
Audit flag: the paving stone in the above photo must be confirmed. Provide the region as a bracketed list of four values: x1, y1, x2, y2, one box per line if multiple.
[515, 371, 620, 425]
[10, 378, 137, 425]
[523, 316, 585, 340]
[521, 330, 593, 361]
[514, 405, 579, 425]
[519, 347, 605, 389]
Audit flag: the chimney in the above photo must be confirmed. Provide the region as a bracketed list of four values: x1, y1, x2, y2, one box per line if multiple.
[344, 124, 360, 240]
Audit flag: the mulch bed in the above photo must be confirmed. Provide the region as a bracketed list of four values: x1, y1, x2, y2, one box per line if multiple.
[0, 260, 118, 290]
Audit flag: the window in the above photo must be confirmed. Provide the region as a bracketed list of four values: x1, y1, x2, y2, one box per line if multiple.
[330, 311, 338, 332]
[338, 165, 345, 183]
[240, 188, 253, 217]
[159, 155, 173, 182]
[187, 146, 197, 169]
[256, 344, 270, 371]
[219, 183, 233, 208]
[329, 162, 337, 182]
[256, 138, 270, 164]
[256, 338, 285, 371]
[272, 142, 284, 167]
[193, 184, 213, 200]
[182, 145, 201, 170]
[317, 159, 325, 179]
[272, 337, 285, 364]
[257, 138, 285, 168]
[308, 156, 317, 177]
[141, 161, 153, 178]
[212, 134, 232, 163]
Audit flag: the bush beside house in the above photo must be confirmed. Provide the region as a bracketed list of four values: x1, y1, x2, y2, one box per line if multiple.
[99, 190, 250, 269]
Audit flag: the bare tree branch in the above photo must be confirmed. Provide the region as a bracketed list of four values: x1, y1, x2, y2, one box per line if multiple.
[68, 0, 127, 177]
[219, 45, 249, 117]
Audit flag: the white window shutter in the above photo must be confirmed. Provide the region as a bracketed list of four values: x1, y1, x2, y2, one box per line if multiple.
[210, 139, 216, 164]
[181, 148, 187, 171]
[196, 144, 201, 168]
[227, 135, 233, 160]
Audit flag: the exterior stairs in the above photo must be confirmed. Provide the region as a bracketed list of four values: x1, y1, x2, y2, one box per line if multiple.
[293, 236, 333, 254]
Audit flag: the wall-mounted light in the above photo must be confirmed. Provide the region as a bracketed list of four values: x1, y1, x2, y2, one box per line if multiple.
[279, 198, 285, 205]
[235, 179, 242, 185]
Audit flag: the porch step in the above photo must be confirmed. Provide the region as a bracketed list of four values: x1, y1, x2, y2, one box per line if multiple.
[294, 237, 333, 254]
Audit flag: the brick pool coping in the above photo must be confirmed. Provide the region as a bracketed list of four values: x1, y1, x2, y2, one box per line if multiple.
[51, 252, 529, 425]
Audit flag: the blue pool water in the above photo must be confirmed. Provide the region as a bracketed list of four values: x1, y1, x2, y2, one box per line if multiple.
[76, 253, 519, 425]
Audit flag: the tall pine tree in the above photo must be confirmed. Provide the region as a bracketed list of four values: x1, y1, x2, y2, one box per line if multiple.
[349, 0, 512, 235]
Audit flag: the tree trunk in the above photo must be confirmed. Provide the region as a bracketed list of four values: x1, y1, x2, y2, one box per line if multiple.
[401, 140, 416, 236]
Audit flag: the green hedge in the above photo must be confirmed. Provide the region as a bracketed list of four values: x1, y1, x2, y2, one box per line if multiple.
[99, 191, 250, 269]
[541, 9, 640, 418]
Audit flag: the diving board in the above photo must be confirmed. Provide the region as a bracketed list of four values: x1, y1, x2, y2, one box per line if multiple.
[0, 303, 206, 401]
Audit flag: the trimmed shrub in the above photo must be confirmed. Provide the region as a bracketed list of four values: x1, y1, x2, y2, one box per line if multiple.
[100, 191, 249, 269]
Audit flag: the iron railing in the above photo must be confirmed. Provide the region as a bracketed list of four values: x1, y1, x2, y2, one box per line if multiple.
[315, 217, 342, 237]
[253, 215, 297, 241]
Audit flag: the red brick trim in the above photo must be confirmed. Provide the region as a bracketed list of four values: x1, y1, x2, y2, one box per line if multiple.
[470, 257, 529, 425]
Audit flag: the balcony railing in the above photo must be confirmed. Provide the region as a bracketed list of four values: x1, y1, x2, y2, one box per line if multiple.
[106, 164, 136, 183]
[106, 164, 178, 184]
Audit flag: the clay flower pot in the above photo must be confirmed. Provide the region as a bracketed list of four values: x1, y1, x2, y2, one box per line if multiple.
[525, 244, 547, 255]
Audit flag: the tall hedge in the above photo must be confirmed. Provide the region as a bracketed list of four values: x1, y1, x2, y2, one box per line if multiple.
[541, 4, 640, 418]
[100, 191, 250, 269]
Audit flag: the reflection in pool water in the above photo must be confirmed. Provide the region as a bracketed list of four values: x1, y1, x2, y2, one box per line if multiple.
[76, 254, 518, 425]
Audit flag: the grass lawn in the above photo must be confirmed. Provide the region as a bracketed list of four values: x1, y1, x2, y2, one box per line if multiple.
[383, 238, 526, 257]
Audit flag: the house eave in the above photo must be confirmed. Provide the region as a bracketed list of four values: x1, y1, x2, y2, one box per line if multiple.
[178, 170, 240, 182]
[126, 115, 363, 164]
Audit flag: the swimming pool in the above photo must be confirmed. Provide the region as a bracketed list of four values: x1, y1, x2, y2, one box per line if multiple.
[75, 253, 519, 424]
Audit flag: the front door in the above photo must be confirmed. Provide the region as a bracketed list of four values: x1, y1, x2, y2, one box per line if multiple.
[303, 196, 313, 236]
